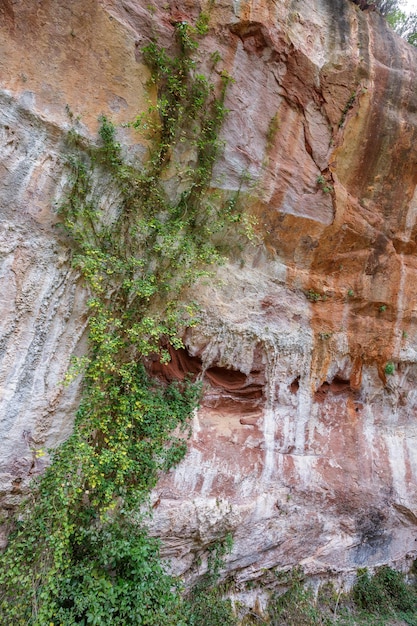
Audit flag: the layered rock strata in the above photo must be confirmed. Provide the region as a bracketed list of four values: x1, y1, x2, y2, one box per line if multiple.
[1, 0, 417, 593]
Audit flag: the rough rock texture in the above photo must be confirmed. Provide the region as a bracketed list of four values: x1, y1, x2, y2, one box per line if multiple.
[1, 0, 417, 596]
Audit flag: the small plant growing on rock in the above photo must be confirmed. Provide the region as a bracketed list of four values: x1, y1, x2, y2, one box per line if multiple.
[316, 175, 333, 194]
[385, 361, 395, 375]
[339, 90, 356, 127]
[305, 289, 322, 302]
[266, 112, 280, 149]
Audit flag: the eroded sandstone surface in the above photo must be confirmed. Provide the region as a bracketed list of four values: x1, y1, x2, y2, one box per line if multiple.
[1, 0, 417, 595]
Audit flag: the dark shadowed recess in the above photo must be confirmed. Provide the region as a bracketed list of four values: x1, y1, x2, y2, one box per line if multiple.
[147, 345, 265, 414]
[314, 376, 353, 402]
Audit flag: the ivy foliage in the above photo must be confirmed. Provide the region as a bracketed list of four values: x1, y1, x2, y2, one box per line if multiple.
[352, 566, 417, 620]
[0, 21, 246, 625]
[184, 534, 237, 626]
[265, 565, 417, 625]
[267, 567, 326, 626]
[375, 0, 417, 46]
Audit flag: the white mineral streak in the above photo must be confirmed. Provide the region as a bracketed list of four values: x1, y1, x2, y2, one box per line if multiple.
[0, 97, 88, 513]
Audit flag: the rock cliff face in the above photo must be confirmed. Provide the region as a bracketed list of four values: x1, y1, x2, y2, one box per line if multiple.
[1, 0, 417, 592]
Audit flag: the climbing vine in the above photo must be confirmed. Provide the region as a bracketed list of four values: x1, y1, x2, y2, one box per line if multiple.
[0, 21, 247, 624]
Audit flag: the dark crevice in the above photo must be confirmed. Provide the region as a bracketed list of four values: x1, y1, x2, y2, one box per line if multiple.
[147, 345, 265, 410]
[290, 377, 300, 394]
[314, 376, 351, 402]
